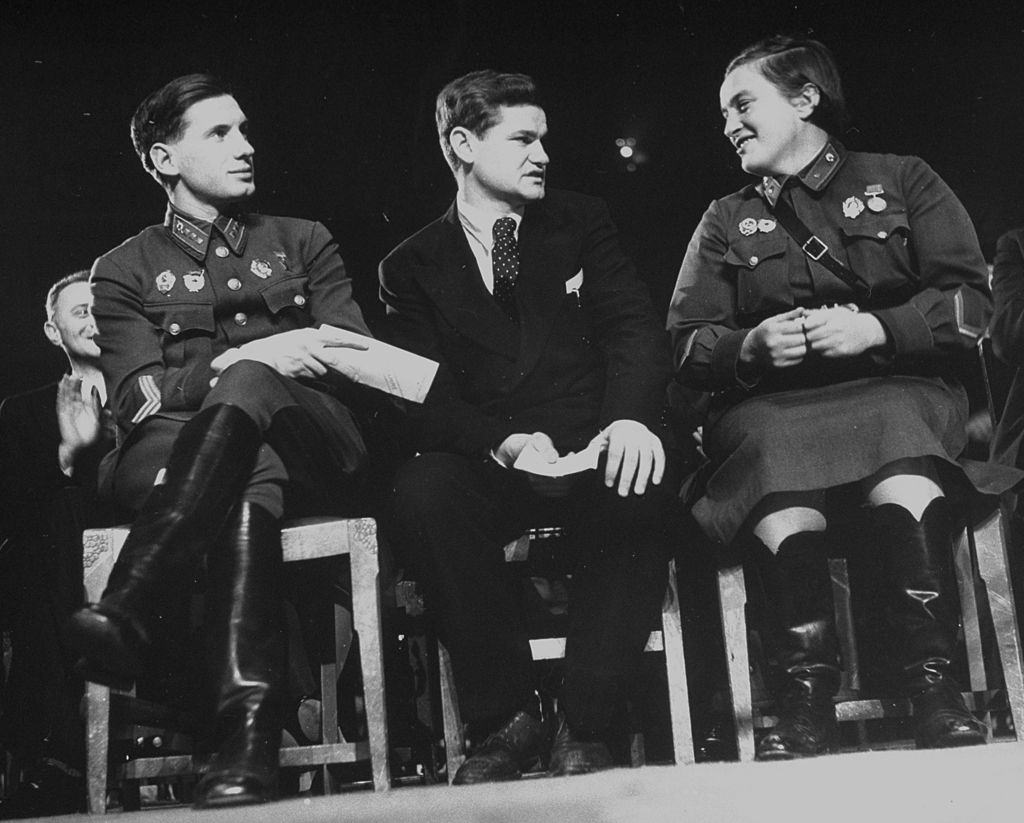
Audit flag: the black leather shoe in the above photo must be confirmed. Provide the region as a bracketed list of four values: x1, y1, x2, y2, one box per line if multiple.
[547, 714, 613, 777]
[756, 664, 840, 761]
[0, 761, 84, 819]
[452, 710, 550, 785]
[913, 678, 987, 749]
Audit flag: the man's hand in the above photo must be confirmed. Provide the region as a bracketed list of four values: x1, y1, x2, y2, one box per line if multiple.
[740, 308, 808, 371]
[494, 431, 575, 497]
[56, 375, 103, 474]
[212, 328, 369, 378]
[803, 307, 887, 358]
[596, 419, 665, 497]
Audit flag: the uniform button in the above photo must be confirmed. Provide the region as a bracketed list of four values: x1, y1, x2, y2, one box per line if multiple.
[227, 278, 242, 291]
[293, 294, 307, 307]
[825, 152, 836, 162]
[168, 322, 181, 335]
[214, 246, 230, 258]
[749, 256, 759, 266]
[234, 312, 248, 326]
[877, 231, 888, 239]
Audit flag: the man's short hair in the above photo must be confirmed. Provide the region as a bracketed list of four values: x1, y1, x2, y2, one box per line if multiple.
[45, 270, 90, 321]
[130, 73, 234, 180]
[435, 70, 538, 172]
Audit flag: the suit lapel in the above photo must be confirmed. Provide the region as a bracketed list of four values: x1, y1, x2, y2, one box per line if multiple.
[413, 204, 519, 359]
[515, 200, 574, 377]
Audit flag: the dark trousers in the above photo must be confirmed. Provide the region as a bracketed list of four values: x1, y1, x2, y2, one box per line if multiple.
[111, 361, 366, 517]
[388, 451, 678, 735]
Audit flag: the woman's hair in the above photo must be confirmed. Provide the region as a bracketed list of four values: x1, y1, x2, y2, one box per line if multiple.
[726, 35, 847, 135]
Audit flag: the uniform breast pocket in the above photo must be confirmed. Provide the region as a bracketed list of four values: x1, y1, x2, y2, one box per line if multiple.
[724, 236, 790, 315]
[259, 273, 311, 316]
[840, 213, 913, 289]
[143, 300, 215, 368]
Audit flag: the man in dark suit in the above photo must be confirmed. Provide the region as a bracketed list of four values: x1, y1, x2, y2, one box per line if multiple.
[0, 271, 118, 818]
[379, 70, 678, 783]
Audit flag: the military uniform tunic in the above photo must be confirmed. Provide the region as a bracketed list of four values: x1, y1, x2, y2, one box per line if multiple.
[667, 141, 993, 543]
[91, 205, 371, 513]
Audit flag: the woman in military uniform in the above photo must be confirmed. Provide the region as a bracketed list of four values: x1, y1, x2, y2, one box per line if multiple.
[68, 75, 373, 807]
[667, 36, 995, 759]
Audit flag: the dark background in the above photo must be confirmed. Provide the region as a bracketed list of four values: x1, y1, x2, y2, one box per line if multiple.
[3, 0, 1022, 399]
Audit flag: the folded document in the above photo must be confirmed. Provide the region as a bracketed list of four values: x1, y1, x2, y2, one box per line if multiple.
[316, 325, 438, 403]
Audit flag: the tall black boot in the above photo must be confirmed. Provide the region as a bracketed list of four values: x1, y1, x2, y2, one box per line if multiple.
[872, 498, 987, 748]
[755, 532, 841, 760]
[68, 405, 261, 687]
[193, 501, 286, 807]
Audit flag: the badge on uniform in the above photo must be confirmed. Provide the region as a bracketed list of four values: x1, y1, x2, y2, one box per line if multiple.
[757, 218, 777, 234]
[842, 196, 865, 219]
[738, 217, 758, 236]
[865, 184, 887, 213]
[183, 270, 206, 293]
[250, 259, 273, 279]
[273, 251, 288, 268]
[155, 270, 176, 294]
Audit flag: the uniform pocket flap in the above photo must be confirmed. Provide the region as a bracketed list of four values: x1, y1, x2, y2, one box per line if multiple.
[840, 213, 910, 241]
[143, 301, 215, 334]
[259, 273, 310, 314]
[723, 236, 789, 269]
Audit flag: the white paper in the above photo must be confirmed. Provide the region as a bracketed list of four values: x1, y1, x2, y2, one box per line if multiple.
[512, 436, 605, 477]
[316, 325, 438, 403]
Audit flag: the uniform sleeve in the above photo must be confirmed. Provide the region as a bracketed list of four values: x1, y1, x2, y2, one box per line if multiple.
[91, 255, 217, 433]
[666, 200, 752, 392]
[579, 199, 673, 430]
[869, 157, 991, 357]
[305, 221, 372, 337]
[379, 252, 518, 458]
[990, 231, 1024, 367]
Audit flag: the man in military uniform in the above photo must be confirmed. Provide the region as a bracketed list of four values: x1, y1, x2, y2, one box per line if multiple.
[67, 74, 373, 808]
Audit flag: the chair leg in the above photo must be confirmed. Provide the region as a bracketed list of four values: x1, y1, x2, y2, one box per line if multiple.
[972, 504, 1024, 737]
[350, 521, 390, 792]
[718, 564, 756, 762]
[662, 558, 694, 765]
[85, 681, 111, 813]
[436, 641, 465, 783]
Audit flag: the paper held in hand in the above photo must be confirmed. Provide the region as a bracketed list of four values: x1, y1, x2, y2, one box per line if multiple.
[316, 324, 439, 403]
[512, 436, 607, 477]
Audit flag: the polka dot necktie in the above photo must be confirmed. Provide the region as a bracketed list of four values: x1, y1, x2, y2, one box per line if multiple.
[492, 216, 519, 316]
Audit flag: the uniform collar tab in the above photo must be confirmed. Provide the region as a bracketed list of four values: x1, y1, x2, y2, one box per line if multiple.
[165, 205, 248, 259]
[758, 140, 845, 206]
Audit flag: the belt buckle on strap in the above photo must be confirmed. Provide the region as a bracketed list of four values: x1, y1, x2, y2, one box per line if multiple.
[802, 236, 828, 261]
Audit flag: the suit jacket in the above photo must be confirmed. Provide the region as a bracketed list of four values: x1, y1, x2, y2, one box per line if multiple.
[0, 382, 118, 625]
[378, 189, 672, 458]
[990, 227, 1024, 468]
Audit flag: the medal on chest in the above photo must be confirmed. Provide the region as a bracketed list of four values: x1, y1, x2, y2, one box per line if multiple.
[183, 269, 206, 292]
[842, 196, 865, 219]
[250, 259, 273, 279]
[865, 184, 887, 213]
[155, 270, 176, 294]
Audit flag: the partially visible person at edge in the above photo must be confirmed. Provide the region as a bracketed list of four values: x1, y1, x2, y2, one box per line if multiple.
[380, 69, 679, 783]
[666, 35, 1013, 760]
[0, 271, 120, 818]
[66, 73, 376, 808]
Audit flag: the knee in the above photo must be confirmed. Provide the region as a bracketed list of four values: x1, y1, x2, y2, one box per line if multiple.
[209, 360, 282, 399]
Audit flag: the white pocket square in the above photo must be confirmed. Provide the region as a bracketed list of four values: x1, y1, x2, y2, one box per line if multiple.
[565, 269, 584, 293]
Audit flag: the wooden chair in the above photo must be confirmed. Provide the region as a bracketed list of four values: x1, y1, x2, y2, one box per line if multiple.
[431, 528, 694, 781]
[81, 516, 390, 812]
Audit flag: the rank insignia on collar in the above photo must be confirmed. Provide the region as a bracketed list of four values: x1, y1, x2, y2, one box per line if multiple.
[757, 218, 777, 233]
[156, 270, 176, 294]
[183, 270, 206, 293]
[250, 259, 273, 279]
[842, 196, 865, 219]
[865, 184, 887, 213]
[738, 217, 758, 236]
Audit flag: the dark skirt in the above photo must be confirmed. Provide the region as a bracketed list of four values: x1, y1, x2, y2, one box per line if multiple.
[694, 375, 977, 545]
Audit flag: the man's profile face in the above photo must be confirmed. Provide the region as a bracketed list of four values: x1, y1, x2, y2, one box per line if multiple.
[46, 281, 100, 360]
[463, 104, 548, 208]
[162, 95, 255, 212]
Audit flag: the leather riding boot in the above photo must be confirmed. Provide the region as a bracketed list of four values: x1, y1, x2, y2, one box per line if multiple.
[452, 692, 553, 785]
[755, 531, 841, 760]
[68, 405, 261, 687]
[193, 501, 286, 808]
[872, 499, 987, 748]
